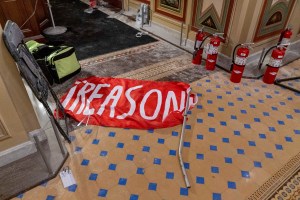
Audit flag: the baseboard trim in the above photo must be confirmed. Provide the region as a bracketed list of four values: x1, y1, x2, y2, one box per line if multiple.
[0, 128, 48, 168]
[0, 141, 36, 168]
[141, 19, 300, 78]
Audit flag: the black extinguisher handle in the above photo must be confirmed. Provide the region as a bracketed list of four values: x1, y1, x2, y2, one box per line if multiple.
[199, 35, 212, 49]
[258, 45, 277, 70]
[231, 44, 242, 71]
[231, 43, 254, 71]
[194, 39, 198, 50]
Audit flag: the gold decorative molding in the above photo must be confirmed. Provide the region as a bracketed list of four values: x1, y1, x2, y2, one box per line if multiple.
[192, 0, 235, 36]
[248, 152, 300, 200]
[254, 0, 296, 42]
[155, 0, 187, 21]
[0, 118, 10, 141]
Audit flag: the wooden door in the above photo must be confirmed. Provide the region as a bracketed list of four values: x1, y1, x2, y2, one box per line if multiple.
[34, 0, 50, 31]
[0, 0, 50, 38]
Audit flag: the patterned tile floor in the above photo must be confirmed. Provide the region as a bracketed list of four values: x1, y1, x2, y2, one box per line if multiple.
[11, 58, 300, 200]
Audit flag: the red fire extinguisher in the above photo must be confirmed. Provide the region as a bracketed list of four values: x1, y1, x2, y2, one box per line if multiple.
[205, 33, 224, 70]
[278, 27, 292, 49]
[192, 27, 206, 65]
[230, 43, 253, 83]
[263, 46, 286, 84]
[192, 49, 204, 65]
[85, 0, 97, 13]
[90, 0, 97, 7]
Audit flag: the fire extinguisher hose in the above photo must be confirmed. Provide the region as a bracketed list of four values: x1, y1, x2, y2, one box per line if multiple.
[258, 45, 277, 70]
[231, 44, 242, 71]
[199, 35, 212, 49]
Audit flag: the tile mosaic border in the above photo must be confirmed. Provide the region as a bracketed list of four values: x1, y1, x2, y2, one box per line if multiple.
[114, 54, 193, 80]
[79, 41, 162, 67]
[271, 171, 300, 200]
[248, 152, 300, 200]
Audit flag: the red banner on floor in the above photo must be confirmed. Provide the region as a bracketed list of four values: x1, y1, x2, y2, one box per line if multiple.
[60, 77, 197, 129]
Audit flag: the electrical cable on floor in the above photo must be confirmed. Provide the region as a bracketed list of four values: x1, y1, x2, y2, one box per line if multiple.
[20, 0, 39, 29]
[135, 31, 149, 38]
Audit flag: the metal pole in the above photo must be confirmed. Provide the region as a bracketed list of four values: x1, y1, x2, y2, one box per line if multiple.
[33, 135, 53, 174]
[141, 4, 144, 28]
[185, 24, 189, 46]
[121, 0, 124, 11]
[50, 116, 67, 156]
[43, 0, 67, 35]
[149, 9, 152, 27]
[178, 89, 191, 188]
[46, 0, 56, 28]
[180, 22, 184, 46]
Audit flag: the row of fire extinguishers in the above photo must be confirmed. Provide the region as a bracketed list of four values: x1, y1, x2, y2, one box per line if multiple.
[192, 27, 293, 84]
[192, 27, 224, 71]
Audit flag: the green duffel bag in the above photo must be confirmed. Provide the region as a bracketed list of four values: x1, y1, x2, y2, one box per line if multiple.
[26, 40, 59, 85]
[26, 40, 45, 52]
[47, 46, 81, 84]
[26, 40, 81, 84]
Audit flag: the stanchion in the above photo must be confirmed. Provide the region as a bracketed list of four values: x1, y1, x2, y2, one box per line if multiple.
[178, 89, 191, 188]
[141, 5, 144, 28]
[43, 0, 67, 35]
[180, 22, 184, 46]
[50, 116, 67, 156]
[33, 135, 53, 175]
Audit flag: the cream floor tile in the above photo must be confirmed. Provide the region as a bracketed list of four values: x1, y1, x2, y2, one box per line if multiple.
[133, 151, 155, 169]
[233, 155, 255, 171]
[249, 167, 271, 186]
[204, 174, 228, 194]
[235, 178, 260, 198]
[105, 185, 131, 200]
[156, 179, 182, 200]
[139, 190, 163, 200]
[150, 143, 173, 158]
[96, 170, 120, 189]
[164, 135, 180, 150]
[217, 143, 239, 158]
[88, 156, 110, 173]
[116, 161, 138, 178]
[144, 164, 167, 183]
[106, 148, 128, 164]
[125, 174, 148, 195]
[219, 164, 243, 182]
[125, 140, 146, 155]
[222, 188, 247, 200]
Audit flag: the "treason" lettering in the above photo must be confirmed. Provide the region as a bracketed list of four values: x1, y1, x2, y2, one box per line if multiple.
[61, 81, 188, 121]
